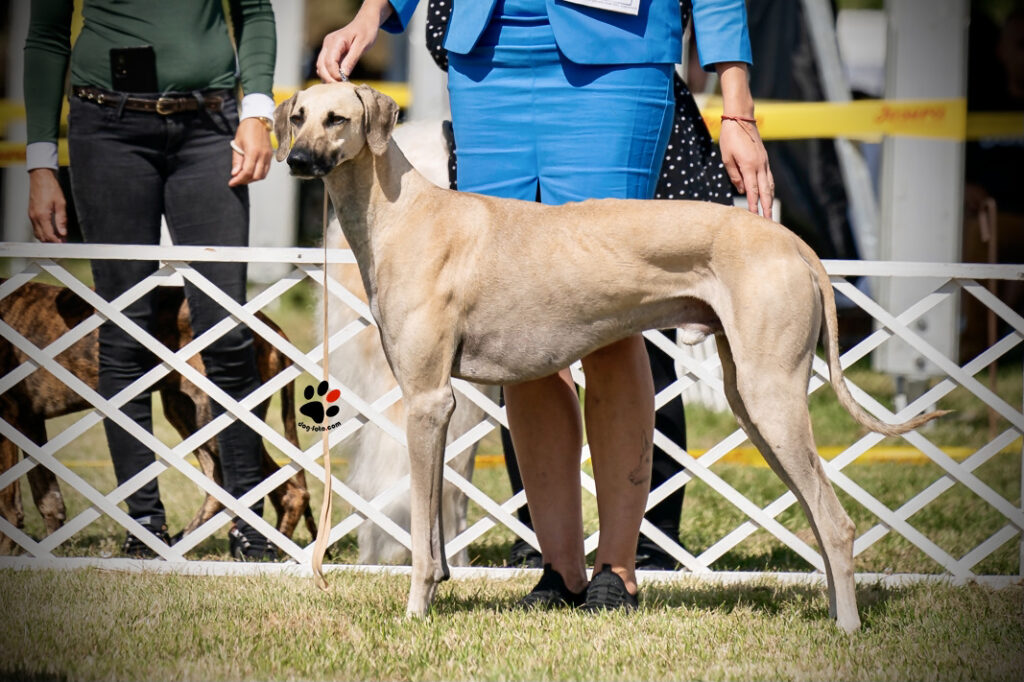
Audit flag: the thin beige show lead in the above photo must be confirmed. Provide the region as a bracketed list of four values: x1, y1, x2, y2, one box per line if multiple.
[312, 191, 332, 591]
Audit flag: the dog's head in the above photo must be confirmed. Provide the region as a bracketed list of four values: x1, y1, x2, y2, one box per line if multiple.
[274, 82, 400, 178]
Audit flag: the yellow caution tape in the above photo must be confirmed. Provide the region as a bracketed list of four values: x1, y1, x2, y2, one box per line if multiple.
[474, 442, 1018, 469]
[702, 97, 975, 142]
[965, 111, 1024, 140]
[2, 89, 1021, 168]
[53, 440, 1018, 472]
[0, 100, 25, 124]
[273, 80, 410, 108]
[0, 82, 405, 168]
[0, 140, 70, 167]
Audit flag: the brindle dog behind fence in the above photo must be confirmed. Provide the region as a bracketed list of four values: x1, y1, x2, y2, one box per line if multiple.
[0, 279, 315, 554]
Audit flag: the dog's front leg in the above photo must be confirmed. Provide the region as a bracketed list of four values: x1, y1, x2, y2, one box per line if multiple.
[0, 434, 24, 554]
[403, 383, 456, 617]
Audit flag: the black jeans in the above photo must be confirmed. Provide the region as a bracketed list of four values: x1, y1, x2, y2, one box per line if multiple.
[67, 93, 264, 527]
[502, 335, 686, 542]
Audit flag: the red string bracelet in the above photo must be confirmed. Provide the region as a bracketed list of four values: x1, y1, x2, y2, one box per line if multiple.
[721, 114, 757, 123]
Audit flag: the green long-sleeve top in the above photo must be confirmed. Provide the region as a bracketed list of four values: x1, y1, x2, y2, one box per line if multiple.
[24, 0, 276, 146]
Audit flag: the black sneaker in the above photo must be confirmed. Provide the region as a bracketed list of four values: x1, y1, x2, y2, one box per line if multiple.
[507, 538, 543, 569]
[228, 523, 278, 561]
[635, 537, 681, 571]
[121, 517, 171, 559]
[516, 564, 587, 609]
[583, 564, 638, 612]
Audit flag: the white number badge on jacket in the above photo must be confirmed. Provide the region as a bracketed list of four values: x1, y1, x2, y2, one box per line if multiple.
[562, 0, 641, 16]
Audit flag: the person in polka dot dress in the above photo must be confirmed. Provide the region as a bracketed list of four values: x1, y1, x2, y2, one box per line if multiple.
[422, 0, 767, 572]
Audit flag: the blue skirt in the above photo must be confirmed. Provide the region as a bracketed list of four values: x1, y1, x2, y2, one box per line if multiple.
[447, 2, 674, 204]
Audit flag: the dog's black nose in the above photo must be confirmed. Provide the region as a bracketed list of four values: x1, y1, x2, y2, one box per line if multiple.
[286, 148, 316, 176]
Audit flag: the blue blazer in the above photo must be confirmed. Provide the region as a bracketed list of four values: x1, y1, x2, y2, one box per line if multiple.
[383, 0, 751, 67]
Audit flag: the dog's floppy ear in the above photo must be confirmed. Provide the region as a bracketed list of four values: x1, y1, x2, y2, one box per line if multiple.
[274, 93, 297, 162]
[354, 84, 399, 156]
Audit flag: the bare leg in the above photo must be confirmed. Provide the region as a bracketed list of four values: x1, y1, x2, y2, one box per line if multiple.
[505, 334, 654, 596]
[504, 369, 587, 593]
[581, 334, 654, 596]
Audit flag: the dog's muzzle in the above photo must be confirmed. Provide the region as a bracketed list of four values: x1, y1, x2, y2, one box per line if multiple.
[286, 147, 333, 178]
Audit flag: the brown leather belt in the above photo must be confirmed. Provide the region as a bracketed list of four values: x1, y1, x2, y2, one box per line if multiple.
[72, 86, 227, 115]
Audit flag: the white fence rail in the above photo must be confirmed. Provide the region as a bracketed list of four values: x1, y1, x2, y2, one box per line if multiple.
[1, 243, 1021, 585]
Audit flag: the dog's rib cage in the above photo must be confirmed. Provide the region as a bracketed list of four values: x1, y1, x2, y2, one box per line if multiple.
[0, 242, 1021, 587]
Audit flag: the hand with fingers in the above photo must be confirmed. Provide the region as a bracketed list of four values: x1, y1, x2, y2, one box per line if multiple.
[716, 62, 775, 218]
[229, 117, 274, 187]
[316, 0, 395, 83]
[28, 168, 68, 243]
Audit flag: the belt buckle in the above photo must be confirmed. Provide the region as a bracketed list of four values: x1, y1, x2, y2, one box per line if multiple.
[155, 96, 176, 115]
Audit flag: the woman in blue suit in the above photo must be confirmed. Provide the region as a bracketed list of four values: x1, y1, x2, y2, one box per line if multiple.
[319, 0, 773, 610]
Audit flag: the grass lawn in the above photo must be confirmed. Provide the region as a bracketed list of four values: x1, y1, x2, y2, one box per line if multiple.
[2, 270, 1023, 679]
[1, 569, 1021, 681]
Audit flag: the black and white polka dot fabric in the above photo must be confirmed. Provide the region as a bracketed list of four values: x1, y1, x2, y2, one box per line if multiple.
[654, 72, 732, 205]
[425, 0, 451, 72]
[425, 0, 732, 204]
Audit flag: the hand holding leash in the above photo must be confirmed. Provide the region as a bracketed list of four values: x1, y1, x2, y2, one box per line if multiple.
[229, 117, 274, 187]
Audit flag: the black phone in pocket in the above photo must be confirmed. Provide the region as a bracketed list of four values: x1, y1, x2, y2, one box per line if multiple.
[110, 46, 158, 93]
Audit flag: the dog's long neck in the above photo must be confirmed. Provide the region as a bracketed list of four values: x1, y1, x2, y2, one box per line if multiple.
[322, 139, 434, 305]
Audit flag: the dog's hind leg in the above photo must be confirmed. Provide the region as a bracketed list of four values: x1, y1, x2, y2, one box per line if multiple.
[21, 415, 66, 537]
[162, 388, 224, 535]
[26, 466, 65, 538]
[0, 434, 25, 553]
[275, 374, 316, 539]
[403, 382, 456, 617]
[717, 335, 860, 633]
[260, 447, 311, 540]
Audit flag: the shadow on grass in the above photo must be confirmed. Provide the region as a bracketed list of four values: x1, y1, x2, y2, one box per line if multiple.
[444, 540, 901, 624]
[471, 540, 821, 573]
[704, 544, 816, 572]
[468, 540, 518, 568]
[433, 580, 898, 624]
[44, 526, 360, 563]
[0, 669, 68, 682]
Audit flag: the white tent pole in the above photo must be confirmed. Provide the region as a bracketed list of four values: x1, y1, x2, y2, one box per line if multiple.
[800, 0, 881, 262]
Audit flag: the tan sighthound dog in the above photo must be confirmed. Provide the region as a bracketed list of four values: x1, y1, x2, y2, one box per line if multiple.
[275, 82, 946, 631]
[326, 119, 490, 567]
[325, 217, 491, 567]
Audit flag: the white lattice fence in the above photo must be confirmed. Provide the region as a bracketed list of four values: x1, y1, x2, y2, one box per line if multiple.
[0, 243, 1021, 586]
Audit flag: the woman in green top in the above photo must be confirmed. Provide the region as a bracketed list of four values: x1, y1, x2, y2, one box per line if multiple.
[23, 0, 279, 560]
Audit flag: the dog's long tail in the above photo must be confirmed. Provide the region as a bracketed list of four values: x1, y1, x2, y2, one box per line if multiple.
[796, 238, 949, 437]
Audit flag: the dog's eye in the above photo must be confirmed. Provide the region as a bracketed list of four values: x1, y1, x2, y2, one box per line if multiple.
[326, 112, 349, 127]
[289, 111, 305, 126]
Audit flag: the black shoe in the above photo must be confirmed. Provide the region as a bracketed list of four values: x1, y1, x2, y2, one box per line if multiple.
[507, 538, 543, 569]
[635, 537, 680, 571]
[121, 517, 171, 559]
[583, 564, 638, 612]
[516, 564, 587, 609]
[228, 523, 278, 561]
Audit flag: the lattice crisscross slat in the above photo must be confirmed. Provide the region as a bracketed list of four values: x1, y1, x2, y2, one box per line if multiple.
[0, 243, 1020, 586]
